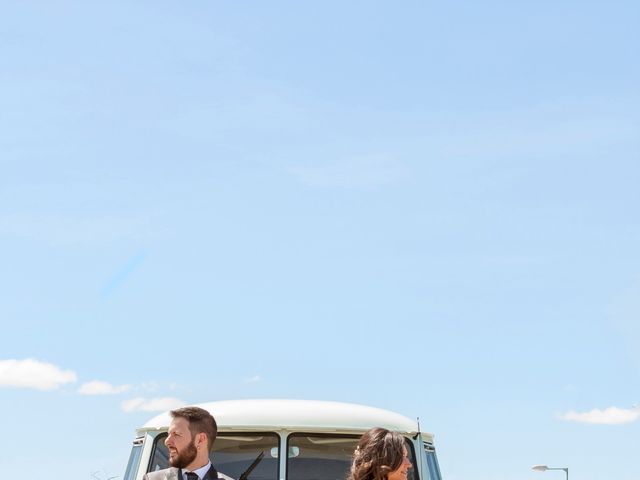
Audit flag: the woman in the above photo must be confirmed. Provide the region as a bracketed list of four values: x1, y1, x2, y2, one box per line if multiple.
[349, 427, 412, 480]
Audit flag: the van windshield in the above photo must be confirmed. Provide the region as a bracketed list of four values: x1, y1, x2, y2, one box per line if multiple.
[286, 434, 417, 480]
[149, 432, 418, 480]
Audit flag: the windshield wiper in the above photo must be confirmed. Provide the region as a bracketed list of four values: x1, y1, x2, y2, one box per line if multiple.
[239, 451, 265, 480]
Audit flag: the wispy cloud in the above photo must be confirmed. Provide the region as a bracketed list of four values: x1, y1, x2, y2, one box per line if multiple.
[140, 381, 161, 392]
[289, 155, 409, 188]
[121, 397, 186, 413]
[560, 406, 640, 425]
[78, 380, 132, 395]
[168, 382, 190, 392]
[0, 358, 77, 390]
[244, 375, 261, 383]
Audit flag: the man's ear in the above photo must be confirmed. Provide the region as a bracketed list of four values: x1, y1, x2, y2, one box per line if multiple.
[197, 432, 208, 449]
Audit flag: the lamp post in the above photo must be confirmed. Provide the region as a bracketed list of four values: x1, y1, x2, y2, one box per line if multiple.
[532, 465, 568, 480]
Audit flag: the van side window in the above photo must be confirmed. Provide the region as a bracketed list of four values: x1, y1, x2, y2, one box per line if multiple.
[123, 439, 144, 480]
[149, 433, 280, 480]
[422, 443, 442, 480]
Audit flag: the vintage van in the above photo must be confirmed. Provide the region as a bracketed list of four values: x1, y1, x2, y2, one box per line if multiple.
[123, 399, 443, 480]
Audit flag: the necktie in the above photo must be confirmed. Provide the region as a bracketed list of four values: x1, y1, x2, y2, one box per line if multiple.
[186, 472, 199, 480]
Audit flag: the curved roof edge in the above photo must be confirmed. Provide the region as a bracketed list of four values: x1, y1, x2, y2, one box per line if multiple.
[140, 399, 429, 437]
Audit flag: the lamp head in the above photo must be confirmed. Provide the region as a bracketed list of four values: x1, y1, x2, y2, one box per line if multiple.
[532, 465, 549, 472]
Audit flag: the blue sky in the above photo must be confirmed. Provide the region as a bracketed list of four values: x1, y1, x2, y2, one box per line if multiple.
[1, 1, 639, 479]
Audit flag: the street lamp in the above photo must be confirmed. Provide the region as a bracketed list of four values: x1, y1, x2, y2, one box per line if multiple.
[532, 465, 568, 480]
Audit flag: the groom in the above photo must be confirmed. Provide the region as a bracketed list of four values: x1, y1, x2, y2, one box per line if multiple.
[145, 406, 228, 480]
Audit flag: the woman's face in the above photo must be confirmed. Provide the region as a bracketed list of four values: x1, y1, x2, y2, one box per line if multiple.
[387, 448, 411, 480]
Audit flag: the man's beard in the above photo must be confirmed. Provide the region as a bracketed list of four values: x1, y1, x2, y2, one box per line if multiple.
[169, 439, 198, 469]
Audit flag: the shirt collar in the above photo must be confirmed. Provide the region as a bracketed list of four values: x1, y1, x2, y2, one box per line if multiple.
[183, 461, 212, 480]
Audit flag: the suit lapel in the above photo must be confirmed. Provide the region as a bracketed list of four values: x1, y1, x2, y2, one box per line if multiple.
[203, 465, 218, 480]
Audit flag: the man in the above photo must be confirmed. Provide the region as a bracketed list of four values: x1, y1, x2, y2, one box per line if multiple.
[145, 406, 231, 480]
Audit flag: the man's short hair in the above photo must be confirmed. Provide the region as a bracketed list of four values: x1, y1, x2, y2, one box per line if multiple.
[170, 406, 218, 451]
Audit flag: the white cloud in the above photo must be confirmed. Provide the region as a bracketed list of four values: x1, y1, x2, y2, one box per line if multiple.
[168, 382, 190, 392]
[78, 380, 132, 395]
[560, 406, 640, 425]
[244, 375, 261, 383]
[121, 397, 186, 413]
[0, 358, 77, 391]
[140, 381, 161, 392]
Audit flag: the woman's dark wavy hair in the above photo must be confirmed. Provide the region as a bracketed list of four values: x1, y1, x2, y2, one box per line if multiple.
[349, 427, 407, 480]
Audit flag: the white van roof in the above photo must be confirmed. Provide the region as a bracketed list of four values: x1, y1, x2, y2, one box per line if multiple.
[140, 399, 429, 438]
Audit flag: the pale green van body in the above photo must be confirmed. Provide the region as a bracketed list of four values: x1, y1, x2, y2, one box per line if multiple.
[123, 399, 443, 480]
